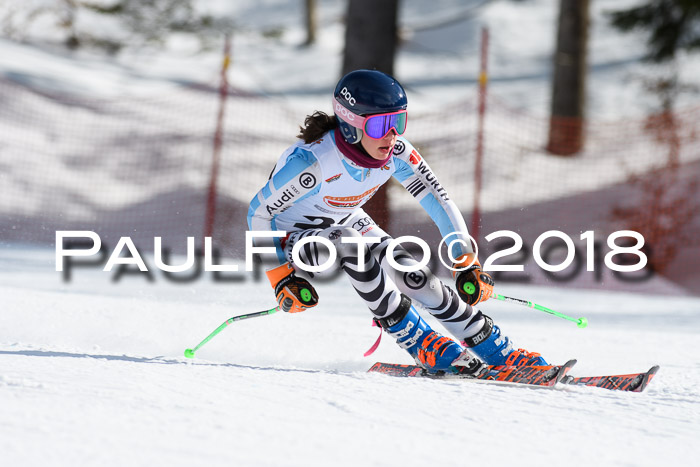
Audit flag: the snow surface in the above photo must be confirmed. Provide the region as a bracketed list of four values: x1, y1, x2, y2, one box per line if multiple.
[1, 246, 700, 467]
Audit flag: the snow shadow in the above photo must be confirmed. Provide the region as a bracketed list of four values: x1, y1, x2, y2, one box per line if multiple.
[0, 349, 339, 375]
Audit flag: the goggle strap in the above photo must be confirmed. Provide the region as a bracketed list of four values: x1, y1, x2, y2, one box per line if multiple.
[333, 98, 364, 129]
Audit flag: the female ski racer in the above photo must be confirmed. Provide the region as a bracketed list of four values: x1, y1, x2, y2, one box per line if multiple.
[248, 69, 547, 374]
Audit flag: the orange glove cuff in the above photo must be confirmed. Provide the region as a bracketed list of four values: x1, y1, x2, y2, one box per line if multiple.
[266, 262, 294, 288]
[452, 253, 480, 277]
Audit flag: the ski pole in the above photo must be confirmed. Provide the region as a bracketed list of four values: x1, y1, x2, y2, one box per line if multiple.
[184, 306, 280, 358]
[493, 293, 588, 328]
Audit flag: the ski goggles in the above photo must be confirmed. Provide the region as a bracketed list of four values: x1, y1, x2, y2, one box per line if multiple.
[334, 98, 408, 139]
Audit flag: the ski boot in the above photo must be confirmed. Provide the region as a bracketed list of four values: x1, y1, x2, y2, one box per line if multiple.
[378, 295, 486, 375]
[462, 315, 548, 367]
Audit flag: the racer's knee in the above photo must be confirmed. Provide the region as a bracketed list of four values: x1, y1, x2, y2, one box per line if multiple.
[397, 266, 440, 293]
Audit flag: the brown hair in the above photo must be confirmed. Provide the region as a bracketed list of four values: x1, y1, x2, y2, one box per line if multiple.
[297, 111, 338, 143]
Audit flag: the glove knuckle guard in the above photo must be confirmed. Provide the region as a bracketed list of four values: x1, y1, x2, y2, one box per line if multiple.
[266, 263, 319, 313]
[456, 267, 495, 306]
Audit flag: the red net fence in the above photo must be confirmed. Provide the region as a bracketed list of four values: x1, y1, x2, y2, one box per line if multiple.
[1, 78, 699, 293]
[393, 96, 700, 293]
[0, 78, 303, 254]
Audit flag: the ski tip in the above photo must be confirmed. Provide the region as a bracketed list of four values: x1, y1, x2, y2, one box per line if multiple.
[634, 365, 660, 392]
[559, 363, 660, 392]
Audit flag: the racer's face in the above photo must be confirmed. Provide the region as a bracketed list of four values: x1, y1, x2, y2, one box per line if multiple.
[360, 129, 397, 160]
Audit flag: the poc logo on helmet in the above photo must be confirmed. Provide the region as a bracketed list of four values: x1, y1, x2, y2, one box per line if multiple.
[334, 101, 356, 122]
[339, 87, 356, 106]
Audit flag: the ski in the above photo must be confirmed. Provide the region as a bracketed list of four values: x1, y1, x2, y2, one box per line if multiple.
[561, 365, 660, 392]
[368, 359, 577, 388]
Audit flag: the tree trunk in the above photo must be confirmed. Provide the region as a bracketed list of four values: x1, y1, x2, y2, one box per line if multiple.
[303, 0, 317, 46]
[342, 0, 399, 226]
[547, 0, 589, 156]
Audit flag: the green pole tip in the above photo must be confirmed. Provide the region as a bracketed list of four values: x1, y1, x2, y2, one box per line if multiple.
[184, 348, 195, 358]
[577, 317, 588, 329]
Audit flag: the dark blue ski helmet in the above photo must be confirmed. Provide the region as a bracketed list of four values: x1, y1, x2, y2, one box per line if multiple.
[333, 69, 407, 144]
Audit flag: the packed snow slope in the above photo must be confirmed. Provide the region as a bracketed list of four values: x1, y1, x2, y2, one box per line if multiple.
[1, 246, 699, 467]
